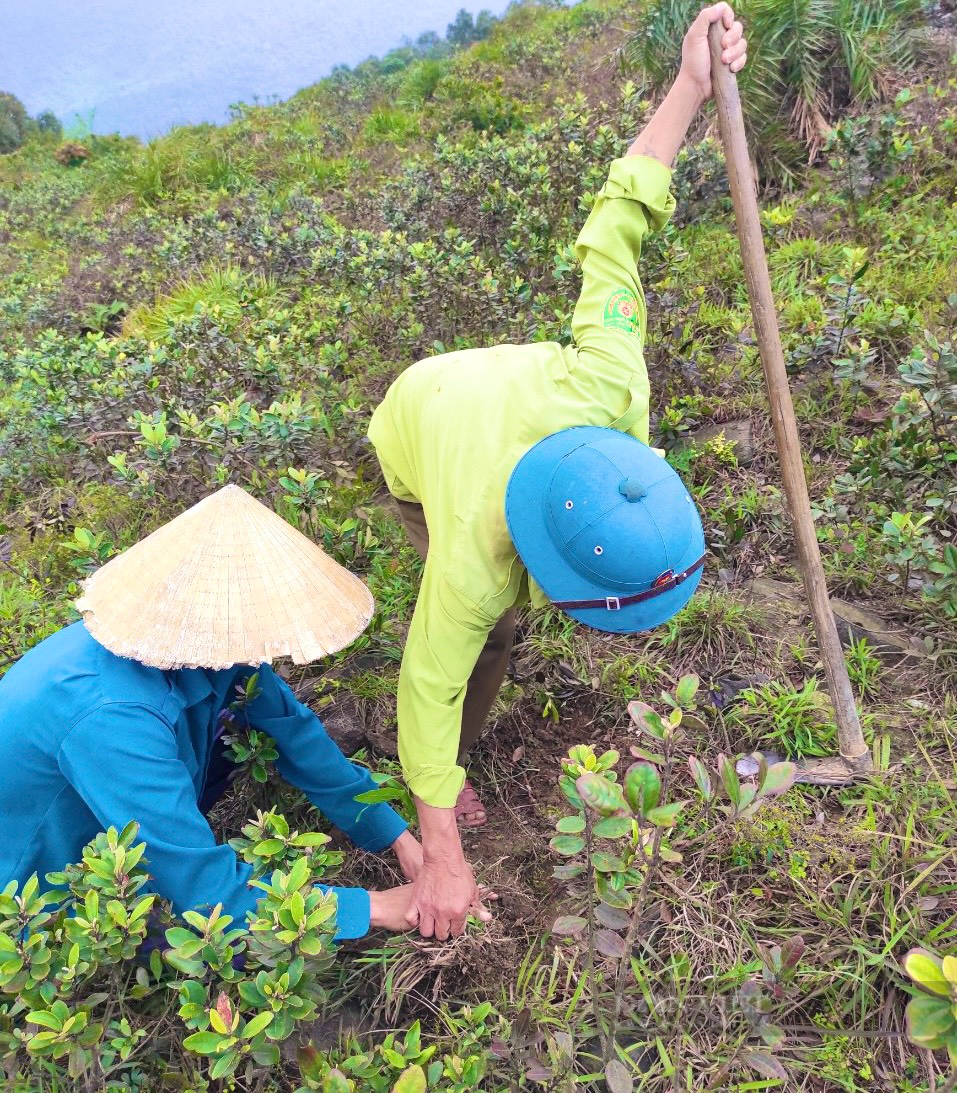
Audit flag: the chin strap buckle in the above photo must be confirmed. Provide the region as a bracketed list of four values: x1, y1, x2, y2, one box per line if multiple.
[551, 554, 707, 614]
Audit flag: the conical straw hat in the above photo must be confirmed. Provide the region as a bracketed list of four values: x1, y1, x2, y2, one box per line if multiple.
[76, 484, 374, 669]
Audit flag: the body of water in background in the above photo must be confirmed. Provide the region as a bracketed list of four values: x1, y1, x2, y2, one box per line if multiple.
[1, 0, 513, 140]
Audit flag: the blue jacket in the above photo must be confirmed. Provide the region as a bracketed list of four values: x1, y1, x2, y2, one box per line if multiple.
[0, 622, 407, 940]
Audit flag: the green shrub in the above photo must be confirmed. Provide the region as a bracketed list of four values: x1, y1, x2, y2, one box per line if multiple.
[97, 125, 251, 208]
[363, 108, 420, 143]
[0, 818, 343, 1088]
[625, 0, 934, 175]
[0, 92, 31, 155]
[433, 76, 529, 135]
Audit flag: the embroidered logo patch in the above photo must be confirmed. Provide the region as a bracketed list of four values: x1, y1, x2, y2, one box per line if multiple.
[602, 287, 641, 335]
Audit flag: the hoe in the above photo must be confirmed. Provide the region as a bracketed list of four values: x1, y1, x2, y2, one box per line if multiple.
[707, 23, 872, 784]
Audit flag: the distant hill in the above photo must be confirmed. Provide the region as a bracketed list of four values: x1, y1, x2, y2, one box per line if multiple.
[1, 0, 511, 139]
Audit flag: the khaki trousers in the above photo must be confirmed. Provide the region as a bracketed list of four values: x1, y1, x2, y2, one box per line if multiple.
[395, 499, 516, 761]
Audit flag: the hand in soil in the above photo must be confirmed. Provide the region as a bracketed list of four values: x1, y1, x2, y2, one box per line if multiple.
[472, 885, 499, 921]
[454, 780, 487, 826]
[368, 884, 417, 932]
[406, 856, 489, 940]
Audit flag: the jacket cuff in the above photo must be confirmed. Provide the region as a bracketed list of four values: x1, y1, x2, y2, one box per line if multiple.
[603, 155, 676, 232]
[322, 886, 371, 941]
[348, 802, 409, 854]
[404, 763, 467, 809]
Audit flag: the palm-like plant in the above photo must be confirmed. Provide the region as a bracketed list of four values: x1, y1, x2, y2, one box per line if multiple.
[623, 0, 932, 176]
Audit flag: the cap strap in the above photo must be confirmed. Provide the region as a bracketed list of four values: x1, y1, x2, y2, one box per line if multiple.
[551, 555, 706, 612]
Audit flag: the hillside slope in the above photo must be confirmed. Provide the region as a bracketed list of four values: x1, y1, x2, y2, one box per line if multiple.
[1, 1, 956, 1090]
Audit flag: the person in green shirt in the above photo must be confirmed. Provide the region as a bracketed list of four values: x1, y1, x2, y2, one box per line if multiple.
[368, 3, 748, 941]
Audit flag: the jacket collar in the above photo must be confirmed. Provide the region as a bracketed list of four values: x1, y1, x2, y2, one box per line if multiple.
[168, 667, 217, 709]
[168, 665, 250, 715]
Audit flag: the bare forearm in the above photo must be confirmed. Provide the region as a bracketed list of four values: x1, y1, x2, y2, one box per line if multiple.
[415, 797, 465, 863]
[627, 72, 706, 168]
[391, 829, 424, 879]
[411, 796, 477, 939]
[628, 2, 748, 166]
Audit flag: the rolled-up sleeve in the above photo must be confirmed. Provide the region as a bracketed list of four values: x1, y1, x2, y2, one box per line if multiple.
[243, 665, 408, 853]
[570, 155, 675, 442]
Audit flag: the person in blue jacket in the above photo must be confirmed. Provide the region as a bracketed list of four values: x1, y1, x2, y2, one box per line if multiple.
[0, 623, 422, 940]
[0, 485, 464, 942]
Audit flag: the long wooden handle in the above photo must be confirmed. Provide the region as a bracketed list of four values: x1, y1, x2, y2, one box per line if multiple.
[707, 23, 870, 769]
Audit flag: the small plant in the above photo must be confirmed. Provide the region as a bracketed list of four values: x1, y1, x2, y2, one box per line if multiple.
[180, 990, 279, 1081]
[926, 543, 957, 618]
[224, 727, 279, 784]
[354, 757, 418, 826]
[736, 936, 806, 1053]
[279, 466, 331, 514]
[549, 676, 797, 1083]
[228, 808, 344, 879]
[220, 672, 279, 788]
[896, 333, 957, 446]
[297, 1006, 497, 1092]
[129, 410, 180, 463]
[705, 751, 800, 822]
[880, 511, 936, 593]
[657, 393, 705, 444]
[81, 299, 126, 334]
[66, 526, 116, 574]
[901, 948, 957, 1070]
[833, 336, 877, 404]
[825, 106, 915, 218]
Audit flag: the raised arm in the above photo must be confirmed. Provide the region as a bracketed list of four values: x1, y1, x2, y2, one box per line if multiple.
[629, 3, 746, 169]
[569, 4, 747, 442]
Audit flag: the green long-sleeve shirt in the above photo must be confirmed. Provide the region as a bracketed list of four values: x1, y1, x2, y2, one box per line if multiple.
[367, 155, 676, 808]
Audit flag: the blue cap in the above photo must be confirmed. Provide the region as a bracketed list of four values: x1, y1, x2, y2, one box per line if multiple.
[505, 427, 705, 633]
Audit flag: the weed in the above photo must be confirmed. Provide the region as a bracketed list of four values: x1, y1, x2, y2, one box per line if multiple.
[844, 635, 882, 699]
[727, 678, 839, 758]
[124, 264, 281, 340]
[363, 108, 420, 144]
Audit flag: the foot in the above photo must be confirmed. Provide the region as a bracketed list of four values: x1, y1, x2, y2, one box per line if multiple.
[454, 780, 487, 827]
